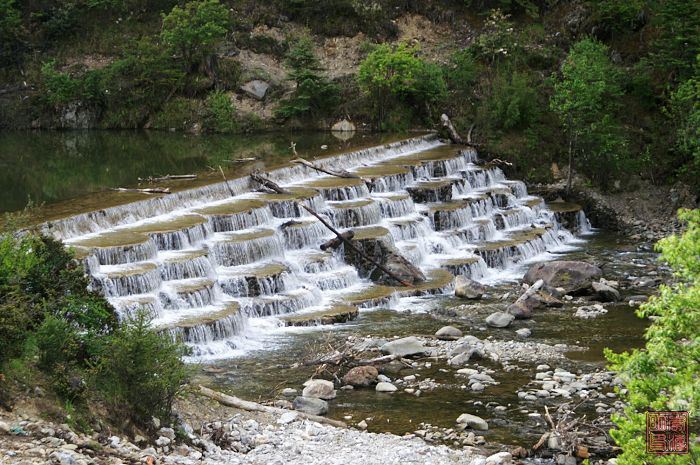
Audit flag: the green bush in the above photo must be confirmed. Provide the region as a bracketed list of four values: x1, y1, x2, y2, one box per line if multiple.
[276, 36, 340, 120]
[161, 0, 230, 70]
[204, 90, 236, 132]
[665, 64, 700, 182]
[606, 208, 700, 464]
[93, 313, 189, 426]
[486, 70, 539, 130]
[0, 0, 24, 66]
[357, 42, 447, 128]
[587, 0, 646, 34]
[217, 57, 242, 90]
[446, 50, 478, 96]
[151, 97, 202, 131]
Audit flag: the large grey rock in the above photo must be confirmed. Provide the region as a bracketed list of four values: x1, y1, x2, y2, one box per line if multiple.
[302, 379, 336, 400]
[435, 326, 462, 339]
[485, 312, 515, 328]
[342, 366, 378, 387]
[454, 276, 486, 299]
[592, 281, 620, 302]
[331, 119, 356, 132]
[292, 396, 328, 415]
[523, 261, 602, 294]
[380, 336, 426, 357]
[506, 300, 535, 319]
[456, 413, 489, 430]
[240, 80, 269, 100]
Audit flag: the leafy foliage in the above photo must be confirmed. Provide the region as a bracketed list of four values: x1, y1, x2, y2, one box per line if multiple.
[648, 0, 700, 81]
[606, 208, 700, 464]
[276, 37, 340, 120]
[486, 70, 539, 130]
[550, 38, 627, 189]
[357, 43, 446, 128]
[93, 313, 189, 426]
[161, 0, 230, 70]
[587, 0, 646, 34]
[0, 0, 23, 66]
[204, 90, 236, 132]
[665, 60, 700, 179]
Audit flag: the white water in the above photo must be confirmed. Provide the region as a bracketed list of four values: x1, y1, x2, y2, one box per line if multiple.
[52, 135, 590, 360]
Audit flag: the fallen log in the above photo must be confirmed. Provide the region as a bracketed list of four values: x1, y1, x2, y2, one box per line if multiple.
[218, 165, 236, 197]
[320, 231, 354, 251]
[291, 157, 359, 179]
[198, 385, 346, 428]
[110, 187, 171, 194]
[223, 158, 257, 163]
[515, 279, 544, 304]
[440, 114, 464, 144]
[138, 174, 197, 182]
[249, 171, 413, 287]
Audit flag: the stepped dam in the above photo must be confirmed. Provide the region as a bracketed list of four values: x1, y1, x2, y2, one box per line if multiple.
[40, 134, 591, 360]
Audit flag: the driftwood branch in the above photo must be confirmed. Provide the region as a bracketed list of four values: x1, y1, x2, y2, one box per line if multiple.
[249, 172, 414, 287]
[291, 157, 359, 179]
[110, 187, 171, 194]
[467, 123, 476, 144]
[138, 174, 197, 182]
[198, 385, 346, 428]
[440, 114, 464, 144]
[218, 165, 236, 197]
[320, 231, 354, 251]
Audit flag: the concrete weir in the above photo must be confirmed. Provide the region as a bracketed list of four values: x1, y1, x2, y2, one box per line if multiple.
[44, 135, 591, 359]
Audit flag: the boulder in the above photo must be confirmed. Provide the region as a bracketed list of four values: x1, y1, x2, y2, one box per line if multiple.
[507, 300, 534, 319]
[380, 336, 426, 357]
[485, 312, 515, 328]
[302, 379, 336, 400]
[240, 80, 269, 100]
[383, 252, 426, 285]
[331, 119, 356, 132]
[485, 452, 513, 465]
[455, 276, 486, 299]
[592, 281, 620, 302]
[515, 328, 532, 338]
[342, 366, 379, 387]
[435, 326, 462, 339]
[456, 413, 489, 430]
[376, 382, 398, 392]
[292, 396, 328, 416]
[523, 261, 602, 294]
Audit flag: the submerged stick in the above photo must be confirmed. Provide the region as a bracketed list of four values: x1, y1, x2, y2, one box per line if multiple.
[218, 165, 236, 197]
[198, 385, 346, 428]
[110, 187, 171, 194]
[291, 157, 359, 179]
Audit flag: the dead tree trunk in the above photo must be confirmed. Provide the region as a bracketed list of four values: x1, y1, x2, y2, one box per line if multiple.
[291, 157, 359, 179]
[320, 231, 355, 251]
[440, 114, 464, 144]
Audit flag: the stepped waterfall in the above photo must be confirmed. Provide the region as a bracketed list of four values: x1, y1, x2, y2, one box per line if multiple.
[42, 135, 591, 360]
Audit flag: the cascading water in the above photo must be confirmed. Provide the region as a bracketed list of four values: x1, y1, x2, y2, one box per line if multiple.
[55, 135, 593, 359]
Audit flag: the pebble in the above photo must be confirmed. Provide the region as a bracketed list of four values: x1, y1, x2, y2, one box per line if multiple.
[281, 388, 298, 397]
[376, 382, 398, 393]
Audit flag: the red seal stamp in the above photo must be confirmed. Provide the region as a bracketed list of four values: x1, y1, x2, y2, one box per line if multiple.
[646, 411, 689, 455]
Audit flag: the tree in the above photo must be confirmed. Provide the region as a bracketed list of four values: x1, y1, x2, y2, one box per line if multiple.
[357, 43, 446, 128]
[665, 58, 700, 180]
[0, 0, 24, 66]
[606, 208, 700, 464]
[549, 38, 626, 191]
[276, 36, 340, 120]
[649, 0, 700, 82]
[161, 0, 229, 71]
[587, 0, 646, 35]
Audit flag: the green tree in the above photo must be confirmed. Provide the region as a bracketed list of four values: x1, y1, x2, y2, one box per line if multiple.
[649, 0, 700, 81]
[93, 313, 189, 426]
[161, 0, 230, 71]
[276, 36, 340, 120]
[471, 9, 517, 64]
[0, 0, 23, 66]
[587, 0, 646, 35]
[357, 43, 446, 128]
[665, 59, 700, 180]
[606, 208, 700, 464]
[549, 38, 626, 191]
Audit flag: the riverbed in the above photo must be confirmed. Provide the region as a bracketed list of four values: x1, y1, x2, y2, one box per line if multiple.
[196, 229, 662, 451]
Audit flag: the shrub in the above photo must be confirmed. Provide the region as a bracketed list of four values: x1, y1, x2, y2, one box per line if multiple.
[161, 0, 230, 71]
[0, 0, 24, 66]
[446, 50, 478, 96]
[486, 70, 539, 130]
[606, 209, 700, 464]
[587, 0, 646, 35]
[204, 90, 236, 132]
[665, 65, 700, 182]
[93, 313, 189, 426]
[357, 43, 447, 128]
[276, 37, 340, 120]
[151, 97, 202, 131]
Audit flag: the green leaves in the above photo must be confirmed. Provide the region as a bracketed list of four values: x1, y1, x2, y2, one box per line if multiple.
[357, 42, 447, 127]
[161, 0, 230, 70]
[607, 209, 700, 464]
